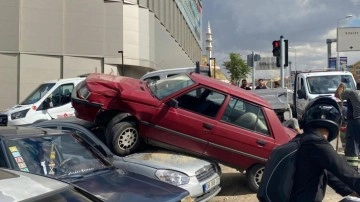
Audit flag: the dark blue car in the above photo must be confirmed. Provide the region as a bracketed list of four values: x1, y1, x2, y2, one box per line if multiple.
[0, 126, 191, 202]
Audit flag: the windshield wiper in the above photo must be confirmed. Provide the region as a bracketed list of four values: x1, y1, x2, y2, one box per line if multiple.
[57, 174, 84, 180]
[83, 166, 115, 176]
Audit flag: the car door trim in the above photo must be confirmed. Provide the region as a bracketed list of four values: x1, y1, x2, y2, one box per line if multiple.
[141, 121, 208, 144]
[207, 141, 267, 162]
[141, 121, 267, 162]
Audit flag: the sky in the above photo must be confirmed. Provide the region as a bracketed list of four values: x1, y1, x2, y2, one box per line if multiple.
[201, 0, 360, 74]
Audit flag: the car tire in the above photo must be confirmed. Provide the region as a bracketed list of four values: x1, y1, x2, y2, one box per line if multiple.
[246, 164, 265, 192]
[110, 121, 140, 156]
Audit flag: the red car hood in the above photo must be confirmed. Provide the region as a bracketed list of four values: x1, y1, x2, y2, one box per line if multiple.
[86, 73, 158, 106]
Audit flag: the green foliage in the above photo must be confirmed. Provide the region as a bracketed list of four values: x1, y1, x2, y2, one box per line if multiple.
[223, 53, 251, 85]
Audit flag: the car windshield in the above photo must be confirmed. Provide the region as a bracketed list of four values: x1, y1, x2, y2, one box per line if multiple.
[306, 75, 356, 94]
[21, 83, 56, 105]
[147, 73, 195, 99]
[3, 133, 112, 179]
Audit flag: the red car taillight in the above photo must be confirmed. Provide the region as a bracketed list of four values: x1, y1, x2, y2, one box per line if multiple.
[78, 85, 91, 99]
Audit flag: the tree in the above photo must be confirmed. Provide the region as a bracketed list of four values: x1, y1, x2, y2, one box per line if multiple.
[223, 52, 251, 85]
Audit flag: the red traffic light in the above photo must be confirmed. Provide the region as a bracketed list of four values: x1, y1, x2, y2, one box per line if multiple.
[272, 40, 280, 57]
[273, 40, 280, 48]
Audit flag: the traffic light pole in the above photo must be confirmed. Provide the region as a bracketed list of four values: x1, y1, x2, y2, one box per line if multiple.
[280, 36, 285, 88]
[252, 51, 256, 90]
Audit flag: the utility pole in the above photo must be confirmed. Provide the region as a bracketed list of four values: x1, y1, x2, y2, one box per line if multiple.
[280, 36, 285, 88]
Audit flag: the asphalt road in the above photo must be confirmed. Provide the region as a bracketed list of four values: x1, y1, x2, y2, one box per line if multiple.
[209, 164, 343, 202]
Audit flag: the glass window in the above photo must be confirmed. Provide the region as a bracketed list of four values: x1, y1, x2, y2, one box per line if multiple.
[4, 134, 112, 177]
[41, 84, 74, 109]
[21, 83, 56, 105]
[176, 87, 225, 118]
[143, 76, 160, 83]
[221, 97, 269, 135]
[306, 75, 356, 94]
[148, 74, 194, 99]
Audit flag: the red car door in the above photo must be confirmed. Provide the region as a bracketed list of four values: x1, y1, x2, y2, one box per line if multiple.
[145, 87, 226, 156]
[204, 96, 276, 170]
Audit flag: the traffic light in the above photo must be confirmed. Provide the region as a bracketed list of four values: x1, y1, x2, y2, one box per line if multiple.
[276, 57, 280, 67]
[272, 40, 280, 57]
[284, 40, 288, 67]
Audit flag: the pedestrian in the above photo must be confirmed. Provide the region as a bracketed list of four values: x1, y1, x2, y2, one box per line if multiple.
[335, 82, 360, 171]
[240, 79, 251, 90]
[255, 79, 267, 89]
[289, 97, 360, 201]
[273, 81, 280, 88]
[282, 118, 303, 134]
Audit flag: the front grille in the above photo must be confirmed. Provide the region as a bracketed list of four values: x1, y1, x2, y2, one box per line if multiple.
[195, 164, 216, 182]
[0, 115, 8, 126]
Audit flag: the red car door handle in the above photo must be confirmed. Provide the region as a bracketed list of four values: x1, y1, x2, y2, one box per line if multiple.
[256, 139, 266, 146]
[203, 123, 213, 130]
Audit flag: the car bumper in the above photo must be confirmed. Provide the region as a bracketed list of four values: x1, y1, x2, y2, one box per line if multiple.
[182, 174, 221, 202]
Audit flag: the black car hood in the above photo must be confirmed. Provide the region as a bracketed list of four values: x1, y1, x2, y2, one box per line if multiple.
[71, 169, 188, 202]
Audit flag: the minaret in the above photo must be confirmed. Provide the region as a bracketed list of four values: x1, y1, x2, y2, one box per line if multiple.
[206, 22, 213, 61]
[206, 22, 214, 77]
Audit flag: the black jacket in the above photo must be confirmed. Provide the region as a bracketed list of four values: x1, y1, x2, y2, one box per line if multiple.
[290, 130, 360, 202]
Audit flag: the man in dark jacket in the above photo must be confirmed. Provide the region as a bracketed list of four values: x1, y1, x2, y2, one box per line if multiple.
[335, 82, 360, 171]
[290, 97, 360, 201]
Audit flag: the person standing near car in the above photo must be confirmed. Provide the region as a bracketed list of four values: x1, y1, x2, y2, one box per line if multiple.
[255, 79, 267, 89]
[240, 79, 251, 90]
[335, 82, 360, 171]
[289, 97, 360, 201]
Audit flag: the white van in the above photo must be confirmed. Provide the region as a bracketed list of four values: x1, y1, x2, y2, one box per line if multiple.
[0, 77, 85, 126]
[140, 66, 211, 82]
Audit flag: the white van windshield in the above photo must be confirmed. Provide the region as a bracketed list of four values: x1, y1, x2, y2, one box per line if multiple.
[21, 83, 56, 105]
[307, 75, 356, 94]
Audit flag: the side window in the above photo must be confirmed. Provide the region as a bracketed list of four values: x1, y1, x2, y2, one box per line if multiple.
[221, 97, 269, 135]
[45, 84, 74, 108]
[176, 87, 225, 118]
[143, 76, 160, 83]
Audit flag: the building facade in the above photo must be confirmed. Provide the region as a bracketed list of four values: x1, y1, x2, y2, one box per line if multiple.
[0, 0, 202, 109]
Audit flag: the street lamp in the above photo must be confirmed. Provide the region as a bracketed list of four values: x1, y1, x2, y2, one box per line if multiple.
[118, 51, 124, 75]
[336, 15, 353, 70]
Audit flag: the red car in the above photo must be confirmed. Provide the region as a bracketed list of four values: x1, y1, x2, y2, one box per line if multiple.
[71, 72, 296, 192]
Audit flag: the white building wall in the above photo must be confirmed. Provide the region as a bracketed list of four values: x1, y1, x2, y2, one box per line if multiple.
[0, 54, 18, 109]
[0, 0, 20, 52]
[19, 54, 61, 102]
[0, 0, 201, 110]
[63, 56, 102, 78]
[123, 4, 140, 66]
[154, 19, 193, 69]
[64, 0, 104, 56]
[138, 7, 151, 68]
[20, 0, 63, 54]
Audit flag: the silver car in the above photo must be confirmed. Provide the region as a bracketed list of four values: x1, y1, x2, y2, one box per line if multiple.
[113, 150, 222, 202]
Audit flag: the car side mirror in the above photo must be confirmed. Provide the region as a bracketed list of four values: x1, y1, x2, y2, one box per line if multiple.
[167, 98, 179, 108]
[297, 89, 306, 99]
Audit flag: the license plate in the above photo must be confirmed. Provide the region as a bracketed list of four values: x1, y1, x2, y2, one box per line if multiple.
[203, 177, 220, 192]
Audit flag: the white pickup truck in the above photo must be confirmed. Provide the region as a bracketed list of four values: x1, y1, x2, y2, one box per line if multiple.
[0, 77, 85, 126]
[291, 70, 357, 121]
